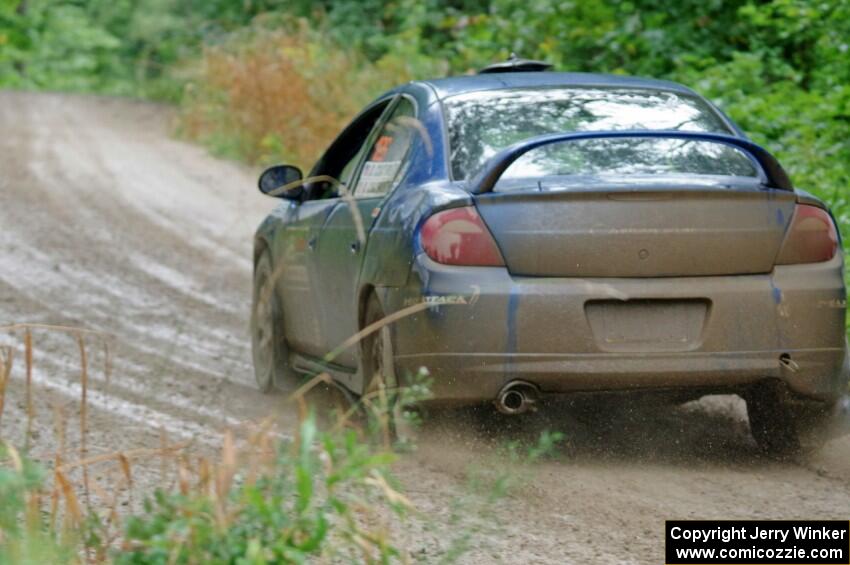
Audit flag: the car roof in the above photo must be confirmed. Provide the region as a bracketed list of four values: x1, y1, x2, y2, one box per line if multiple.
[418, 71, 697, 100]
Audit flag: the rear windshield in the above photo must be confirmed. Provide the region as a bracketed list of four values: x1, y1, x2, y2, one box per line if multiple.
[444, 87, 751, 183]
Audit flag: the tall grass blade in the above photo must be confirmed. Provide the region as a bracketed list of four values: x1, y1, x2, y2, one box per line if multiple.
[159, 427, 169, 489]
[215, 430, 237, 526]
[55, 470, 82, 529]
[77, 333, 91, 513]
[2, 440, 23, 471]
[0, 345, 11, 431]
[50, 454, 61, 531]
[24, 329, 33, 451]
[324, 301, 436, 364]
[103, 339, 112, 388]
[118, 452, 134, 509]
[52, 401, 67, 461]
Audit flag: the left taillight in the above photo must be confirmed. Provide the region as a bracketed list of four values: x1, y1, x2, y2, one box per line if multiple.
[775, 204, 839, 264]
[420, 206, 505, 266]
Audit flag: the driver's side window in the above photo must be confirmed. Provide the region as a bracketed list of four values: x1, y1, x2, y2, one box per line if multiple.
[307, 100, 391, 200]
[338, 139, 370, 188]
[351, 98, 416, 197]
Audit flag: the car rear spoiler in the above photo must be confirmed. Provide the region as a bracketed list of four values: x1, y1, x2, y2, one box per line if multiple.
[468, 130, 793, 194]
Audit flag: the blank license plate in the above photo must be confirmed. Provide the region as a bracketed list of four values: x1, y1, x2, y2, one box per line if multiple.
[585, 299, 709, 352]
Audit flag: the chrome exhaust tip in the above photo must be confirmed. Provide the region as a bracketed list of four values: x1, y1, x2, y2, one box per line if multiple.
[495, 381, 539, 415]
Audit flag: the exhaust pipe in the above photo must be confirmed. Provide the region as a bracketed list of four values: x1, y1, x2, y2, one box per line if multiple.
[495, 381, 539, 415]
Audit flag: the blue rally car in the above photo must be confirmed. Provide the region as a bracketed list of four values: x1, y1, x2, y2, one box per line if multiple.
[251, 59, 847, 454]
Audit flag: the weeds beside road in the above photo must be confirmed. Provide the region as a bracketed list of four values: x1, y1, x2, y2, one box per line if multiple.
[0, 324, 559, 564]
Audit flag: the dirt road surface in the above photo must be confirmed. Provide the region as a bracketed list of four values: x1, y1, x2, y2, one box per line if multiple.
[1, 92, 849, 563]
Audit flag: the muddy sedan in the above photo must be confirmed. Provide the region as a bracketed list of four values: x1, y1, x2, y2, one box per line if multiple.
[251, 62, 847, 454]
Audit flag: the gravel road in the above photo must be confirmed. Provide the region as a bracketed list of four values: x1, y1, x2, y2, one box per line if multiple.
[1, 92, 848, 563]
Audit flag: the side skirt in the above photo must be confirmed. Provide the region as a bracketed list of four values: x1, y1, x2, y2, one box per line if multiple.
[289, 352, 361, 396]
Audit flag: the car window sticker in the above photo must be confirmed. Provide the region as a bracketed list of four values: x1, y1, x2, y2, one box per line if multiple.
[357, 160, 403, 196]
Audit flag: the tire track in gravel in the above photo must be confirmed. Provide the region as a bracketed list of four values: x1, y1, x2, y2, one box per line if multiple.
[0, 92, 288, 477]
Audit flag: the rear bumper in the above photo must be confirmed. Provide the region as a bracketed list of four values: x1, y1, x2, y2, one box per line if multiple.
[382, 253, 848, 405]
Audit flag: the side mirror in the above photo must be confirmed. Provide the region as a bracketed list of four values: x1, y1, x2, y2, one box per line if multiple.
[258, 165, 303, 199]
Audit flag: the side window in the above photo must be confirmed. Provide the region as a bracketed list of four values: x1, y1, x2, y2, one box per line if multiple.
[338, 140, 370, 188]
[308, 100, 390, 199]
[352, 98, 416, 197]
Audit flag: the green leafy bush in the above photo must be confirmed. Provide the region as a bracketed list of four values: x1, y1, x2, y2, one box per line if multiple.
[176, 17, 445, 168]
[0, 444, 71, 565]
[0, 412, 421, 564]
[117, 414, 409, 564]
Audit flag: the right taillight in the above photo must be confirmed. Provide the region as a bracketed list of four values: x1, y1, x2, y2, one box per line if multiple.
[776, 204, 839, 264]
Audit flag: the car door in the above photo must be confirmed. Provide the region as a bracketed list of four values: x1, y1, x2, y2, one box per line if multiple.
[312, 96, 417, 368]
[274, 100, 392, 358]
[271, 197, 337, 358]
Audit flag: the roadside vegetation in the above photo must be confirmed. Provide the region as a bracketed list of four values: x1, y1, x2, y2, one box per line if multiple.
[0, 327, 560, 563]
[0, 407, 421, 563]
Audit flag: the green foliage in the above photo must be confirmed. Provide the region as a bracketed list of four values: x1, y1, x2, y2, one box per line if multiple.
[289, 0, 850, 238]
[0, 405, 559, 564]
[117, 414, 408, 564]
[0, 413, 424, 564]
[677, 54, 850, 242]
[0, 444, 72, 565]
[0, 0, 290, 98]
[0, 444, 42, 535]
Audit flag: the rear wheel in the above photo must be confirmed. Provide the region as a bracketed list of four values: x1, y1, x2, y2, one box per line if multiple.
[746, 384, 801, 458]
[361, 295, 415, 443]
[251, 250, 295, 393]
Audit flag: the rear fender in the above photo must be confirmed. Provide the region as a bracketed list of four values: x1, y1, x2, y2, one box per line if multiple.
[359, 180, 471, 288]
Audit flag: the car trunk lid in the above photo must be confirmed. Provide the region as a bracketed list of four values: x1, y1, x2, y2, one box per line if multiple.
[474, 184, 796, 277]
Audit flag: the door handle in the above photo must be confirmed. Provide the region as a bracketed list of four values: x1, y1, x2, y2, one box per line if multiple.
[350, 241, 361, 254]
[308, 236, 317, 251]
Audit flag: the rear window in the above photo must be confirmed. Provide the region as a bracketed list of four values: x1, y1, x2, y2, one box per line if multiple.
[444, 87, 751, 183]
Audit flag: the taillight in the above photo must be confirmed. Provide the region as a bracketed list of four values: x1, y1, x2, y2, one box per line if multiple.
[776, 204, 839, 264]
[420, 206, 505, 266]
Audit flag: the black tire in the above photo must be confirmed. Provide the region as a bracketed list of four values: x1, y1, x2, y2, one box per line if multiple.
[361, 295, 415, 443]
[746, 385, 801, 458]
[251, 250, 295, 393]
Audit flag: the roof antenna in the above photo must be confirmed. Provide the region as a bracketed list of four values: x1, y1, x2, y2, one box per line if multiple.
[478, 54, 553, 74]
